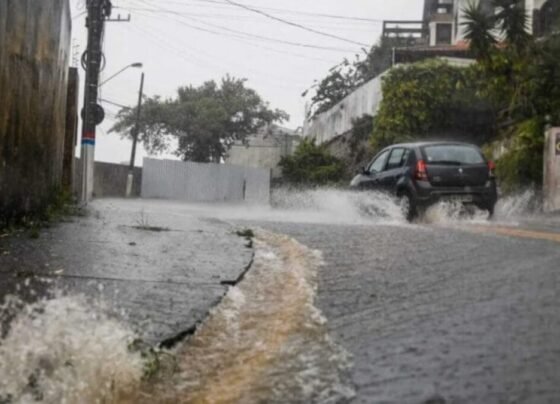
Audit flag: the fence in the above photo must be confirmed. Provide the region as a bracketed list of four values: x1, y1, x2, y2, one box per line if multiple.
[73, 160, 142, 198]
[142, 158, 271, 204]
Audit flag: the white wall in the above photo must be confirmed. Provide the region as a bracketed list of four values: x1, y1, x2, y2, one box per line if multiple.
[141, 158, 271, 204]
[227, 135, 300, 178]
[544, 128, 560, 213]
[303, 73, 386, 144]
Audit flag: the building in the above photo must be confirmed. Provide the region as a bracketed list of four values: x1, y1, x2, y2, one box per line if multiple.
[226, 124, 301, 179]
[389, 0, 558, 63]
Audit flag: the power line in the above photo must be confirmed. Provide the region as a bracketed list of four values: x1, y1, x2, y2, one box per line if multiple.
[123, 7, 341, 62]
[138, 0, 384, 23]
[130, 16, 315, 87]
[115, 6, 382, 28]
[129, 0, 359, 52]
[219, 0, 368, 47]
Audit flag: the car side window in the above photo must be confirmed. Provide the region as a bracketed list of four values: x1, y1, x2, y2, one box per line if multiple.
[386, 148, 406, 170]
[368, 150, 390, 173]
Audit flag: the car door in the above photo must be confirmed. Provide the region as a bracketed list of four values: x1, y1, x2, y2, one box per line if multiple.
[379, 148, 410, 193]
[359, 149, 390, 190]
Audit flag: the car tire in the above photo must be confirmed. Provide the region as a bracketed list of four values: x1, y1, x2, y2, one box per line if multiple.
[487, 203, 496, 219]
[398, 191, 417, 222]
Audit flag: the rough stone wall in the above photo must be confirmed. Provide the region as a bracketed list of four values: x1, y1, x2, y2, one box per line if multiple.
[0, 0, 71, 220]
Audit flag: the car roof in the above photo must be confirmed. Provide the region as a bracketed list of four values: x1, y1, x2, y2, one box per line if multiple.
[388, 141, 479, 149]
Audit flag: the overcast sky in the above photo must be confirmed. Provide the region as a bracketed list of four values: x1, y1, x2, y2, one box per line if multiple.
[70, 0, 423, 164]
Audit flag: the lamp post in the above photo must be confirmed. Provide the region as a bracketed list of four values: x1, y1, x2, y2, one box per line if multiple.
[79, 62, 142, 203]
[126, 72, 145, 197]
[98, 62, 142, 87]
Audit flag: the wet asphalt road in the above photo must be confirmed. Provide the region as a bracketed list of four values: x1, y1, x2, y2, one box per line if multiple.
[249, 220, 560, 404]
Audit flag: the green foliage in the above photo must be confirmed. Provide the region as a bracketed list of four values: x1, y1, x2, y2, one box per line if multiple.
[461, 1, 497, 60]
[0, 187, 79, 232]
[372, 60, 495, 149]
[279, 139, 346, 185]
[495, 118, 545, 193]
[349, 115, 374, 153]
[111, 76, 288, 163]
[461, 0, 560, 188]
[306, 37, 408, 118]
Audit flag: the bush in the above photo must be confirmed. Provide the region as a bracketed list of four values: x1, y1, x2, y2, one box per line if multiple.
[279, 139, 346, 185]
[495, 118, 545, 193]
[371, 59, 495, 149]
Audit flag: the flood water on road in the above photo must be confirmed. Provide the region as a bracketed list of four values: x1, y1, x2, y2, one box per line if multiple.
[0, 189, 541, 403]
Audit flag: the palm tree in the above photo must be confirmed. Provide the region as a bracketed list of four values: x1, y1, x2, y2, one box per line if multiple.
[493, 0, 531, 50]
[461, 1, 497, 60]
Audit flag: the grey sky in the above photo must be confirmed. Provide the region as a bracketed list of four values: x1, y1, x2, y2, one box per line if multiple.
[70, 0, 423, 164]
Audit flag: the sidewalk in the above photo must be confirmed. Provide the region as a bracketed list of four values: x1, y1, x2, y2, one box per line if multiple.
[0, 199, 254, 345]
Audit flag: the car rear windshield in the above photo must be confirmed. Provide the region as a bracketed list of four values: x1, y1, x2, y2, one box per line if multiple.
[422, 144, 485, 165]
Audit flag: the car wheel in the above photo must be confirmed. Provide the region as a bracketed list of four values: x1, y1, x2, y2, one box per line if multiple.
[398, 192, 416, 221]
[487, 203, 496, 219]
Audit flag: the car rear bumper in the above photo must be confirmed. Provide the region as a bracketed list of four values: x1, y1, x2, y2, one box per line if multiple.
[412, 180, 498, 209]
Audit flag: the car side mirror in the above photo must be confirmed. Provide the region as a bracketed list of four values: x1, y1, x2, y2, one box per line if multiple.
[361, 166, 369, 175]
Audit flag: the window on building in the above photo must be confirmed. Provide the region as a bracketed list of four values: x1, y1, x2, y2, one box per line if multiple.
[436, 23, 452, 45]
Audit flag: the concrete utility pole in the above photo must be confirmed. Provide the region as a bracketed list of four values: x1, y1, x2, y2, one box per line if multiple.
[126, 72, 145, 197]
[80, 0, 112, 203]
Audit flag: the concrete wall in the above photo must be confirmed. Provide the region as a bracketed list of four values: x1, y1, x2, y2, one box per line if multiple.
[142, 158, 270, 204]
[543, 127, 560, 213]
[303, 73, 385, 145]
[227, 134, 301, 179]
[0, 0, 71, 220]
[74, 160, 142, 198]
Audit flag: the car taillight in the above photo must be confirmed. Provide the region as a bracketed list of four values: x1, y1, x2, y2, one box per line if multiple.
[488, 160, 496, 178]
[415, 159, 428, 181]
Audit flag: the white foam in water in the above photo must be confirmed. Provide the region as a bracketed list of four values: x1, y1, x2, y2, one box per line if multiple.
[0, 294, 143, 403]
[422, 189, 540, 225]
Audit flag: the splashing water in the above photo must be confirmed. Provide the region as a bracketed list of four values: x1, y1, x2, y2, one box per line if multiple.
[272, 187, 404, 223]
[0, 231, 355, 404]
[0, 294, 144, 403]
[422, 189, 540, 225]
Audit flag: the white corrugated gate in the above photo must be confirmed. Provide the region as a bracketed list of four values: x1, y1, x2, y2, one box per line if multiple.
[141, 158, 271, 204]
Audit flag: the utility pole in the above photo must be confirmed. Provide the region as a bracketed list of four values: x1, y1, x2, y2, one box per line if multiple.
[79, 0, 129, 203]
[80, 0, 112, 203]
[126, 72, 145, 197]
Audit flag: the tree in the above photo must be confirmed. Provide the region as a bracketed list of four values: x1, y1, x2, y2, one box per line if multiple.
[279, 139, 346, 185]
[461, 1, 497, 60]
[111, 76, 288, 163]
[493, 0, 531, 51]
[461, 0, 560, 190]
[305, 37, 408, 118]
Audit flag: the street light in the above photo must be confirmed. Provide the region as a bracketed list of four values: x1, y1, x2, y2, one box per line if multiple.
[98, 62, 143, 87]
[126, 71, 145, 198]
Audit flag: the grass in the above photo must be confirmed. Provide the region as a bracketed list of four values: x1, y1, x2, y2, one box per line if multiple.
[0, 188, 85, 239]
[133, 209, 170, 232]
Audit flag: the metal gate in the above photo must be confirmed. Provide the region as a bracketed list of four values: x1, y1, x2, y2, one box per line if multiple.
[141, 158, 270, 204]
